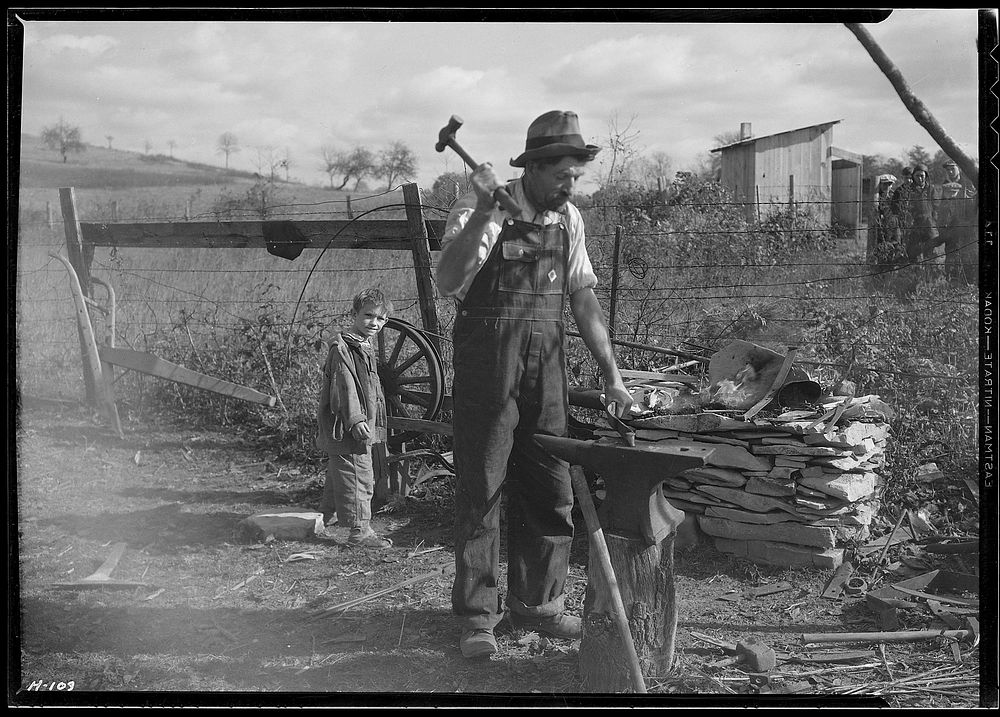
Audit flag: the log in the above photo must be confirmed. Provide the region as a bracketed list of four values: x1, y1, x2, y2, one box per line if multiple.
[578, 531, 677, 692]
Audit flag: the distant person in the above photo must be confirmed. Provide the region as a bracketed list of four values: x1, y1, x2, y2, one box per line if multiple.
[315, 288, 393, 548]
[895, 166, 913, 196]
[938, 159, 978, 283]
[900, 163, 941, 262]
[869, 173, 902, 267]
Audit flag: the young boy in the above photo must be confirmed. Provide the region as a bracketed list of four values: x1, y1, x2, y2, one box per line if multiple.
[316, 288, 393, 548]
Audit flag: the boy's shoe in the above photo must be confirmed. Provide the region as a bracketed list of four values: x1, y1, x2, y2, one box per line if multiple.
[508, 612, 582, 640]
[322, 512, 338, 527]
[460, 628, 498, 659]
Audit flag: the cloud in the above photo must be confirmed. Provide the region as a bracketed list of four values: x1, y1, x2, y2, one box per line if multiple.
[547, 33, 696, 99]
[27, 32, 117, 56]
[14, 13, 983, 190]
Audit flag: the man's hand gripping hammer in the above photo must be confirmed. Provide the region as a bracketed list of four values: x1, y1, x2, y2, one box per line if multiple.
[435, 115, 522, 218]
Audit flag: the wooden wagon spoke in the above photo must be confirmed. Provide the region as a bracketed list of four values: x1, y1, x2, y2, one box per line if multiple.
[397, 387, 429, 408]
[392, 351, 424, 375]
[395, 375, 433, 386]
[384, 330, 406, 369]
[387, 393, 408, 416]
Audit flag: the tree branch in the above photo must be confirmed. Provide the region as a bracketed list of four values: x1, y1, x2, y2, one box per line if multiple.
[845, 22, 978, 185]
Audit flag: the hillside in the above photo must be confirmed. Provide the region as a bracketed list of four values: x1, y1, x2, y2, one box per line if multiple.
[15, 133, 268, 190]
[14, 132, 420, 229]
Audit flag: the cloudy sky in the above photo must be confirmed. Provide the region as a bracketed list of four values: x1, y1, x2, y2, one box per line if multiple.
[13, 9, 988, 193]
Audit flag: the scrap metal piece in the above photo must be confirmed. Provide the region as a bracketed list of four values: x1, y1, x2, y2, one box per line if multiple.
[843, 576, 869, 596]
[51, 542, 150, 590]
[822, 560, 856, 600]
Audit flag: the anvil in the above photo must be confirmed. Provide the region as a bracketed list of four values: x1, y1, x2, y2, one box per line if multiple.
[535, 434, 713, 545]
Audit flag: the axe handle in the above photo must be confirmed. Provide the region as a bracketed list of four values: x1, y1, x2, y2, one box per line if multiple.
[570, 465, 647, 694]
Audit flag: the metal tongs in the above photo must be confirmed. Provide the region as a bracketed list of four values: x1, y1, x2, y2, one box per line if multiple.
[603, 400, 636, 447]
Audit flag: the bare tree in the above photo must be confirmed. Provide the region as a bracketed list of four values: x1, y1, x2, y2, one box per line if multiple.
[635, 150, 673, 188]
[424, 170, 473, 209]
[105, 135, 113, 150]
[40, 117, 85, 163]
[845, 22, 977, 184]
[217, 131, 240, 169]
[143, 139, 153, 155]
[377, 140, 418, 190]
[320, 145, 376, 190]
[595, 113, 642, 190]
[167, 139, 177, 158]
[279, 147, 292, 181]
[707, 130, 742, 181]
[253, 145, 283, 182]
[321, 145, 340, 188]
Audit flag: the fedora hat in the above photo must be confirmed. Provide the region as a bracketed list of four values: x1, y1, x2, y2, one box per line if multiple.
[510, 110, 600, 167]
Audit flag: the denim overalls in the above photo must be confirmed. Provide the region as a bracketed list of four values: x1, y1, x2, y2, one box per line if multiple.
[451, 213, 574, 630]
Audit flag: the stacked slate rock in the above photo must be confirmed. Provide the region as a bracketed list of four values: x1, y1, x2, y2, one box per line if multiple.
[623, 395, 893, 569]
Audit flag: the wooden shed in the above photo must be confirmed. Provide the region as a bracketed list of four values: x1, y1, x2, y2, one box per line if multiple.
[711, 120, 864, 231]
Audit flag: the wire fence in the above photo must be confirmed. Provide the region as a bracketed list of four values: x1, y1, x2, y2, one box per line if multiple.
[15, 182, 980, 472]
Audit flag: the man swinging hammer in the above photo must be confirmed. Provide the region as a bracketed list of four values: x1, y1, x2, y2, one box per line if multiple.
[435, 110, 633, 658]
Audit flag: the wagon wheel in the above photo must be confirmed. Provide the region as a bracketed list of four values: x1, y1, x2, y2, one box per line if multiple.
[376, 317, 446, 448]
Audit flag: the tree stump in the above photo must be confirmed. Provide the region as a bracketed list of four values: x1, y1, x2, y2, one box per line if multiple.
[578, 531, 677, 692]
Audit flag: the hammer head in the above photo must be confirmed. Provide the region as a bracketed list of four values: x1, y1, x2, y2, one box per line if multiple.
[435, 114, 464, 152]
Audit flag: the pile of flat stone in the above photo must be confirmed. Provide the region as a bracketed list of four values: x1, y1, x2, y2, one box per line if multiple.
[627, 395, 894, 569]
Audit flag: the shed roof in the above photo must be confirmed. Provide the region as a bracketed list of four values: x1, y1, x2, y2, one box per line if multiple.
[710, 120, 842, 153]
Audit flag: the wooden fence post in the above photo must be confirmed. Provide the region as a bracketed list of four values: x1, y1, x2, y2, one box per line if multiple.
[46, 201, 53, 228]
[346, 195, 354, 220]
[402, 183, 440, 351]
[111, 200, 119, 222]
[788, 174, 796, 242]
[59, 187, 97, 403]
[609, 225, 623, 340]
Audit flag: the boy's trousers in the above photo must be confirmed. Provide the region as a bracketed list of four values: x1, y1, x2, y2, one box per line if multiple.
[321, 449, 375, 528]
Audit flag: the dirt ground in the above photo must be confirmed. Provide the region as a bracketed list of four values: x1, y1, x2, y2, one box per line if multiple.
[11, 401, 983, 707]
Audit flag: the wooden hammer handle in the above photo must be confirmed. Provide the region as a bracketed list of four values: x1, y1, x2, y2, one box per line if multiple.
[444, 138, 523, 218]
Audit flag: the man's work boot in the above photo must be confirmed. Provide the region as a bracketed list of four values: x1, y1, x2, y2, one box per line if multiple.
[509, 612, 582, 640]
[460, 628, 498, 659]
[347, 523, 391, 548]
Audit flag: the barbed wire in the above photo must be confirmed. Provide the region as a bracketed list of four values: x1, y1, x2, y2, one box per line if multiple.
[17, 190, 981, 392]
[19, 330, 976, 364]
[584, 222, 980, 239]
[18, 214, 979, 236]
[18, 189, 976, 220]
[16, 255, 980, 274]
